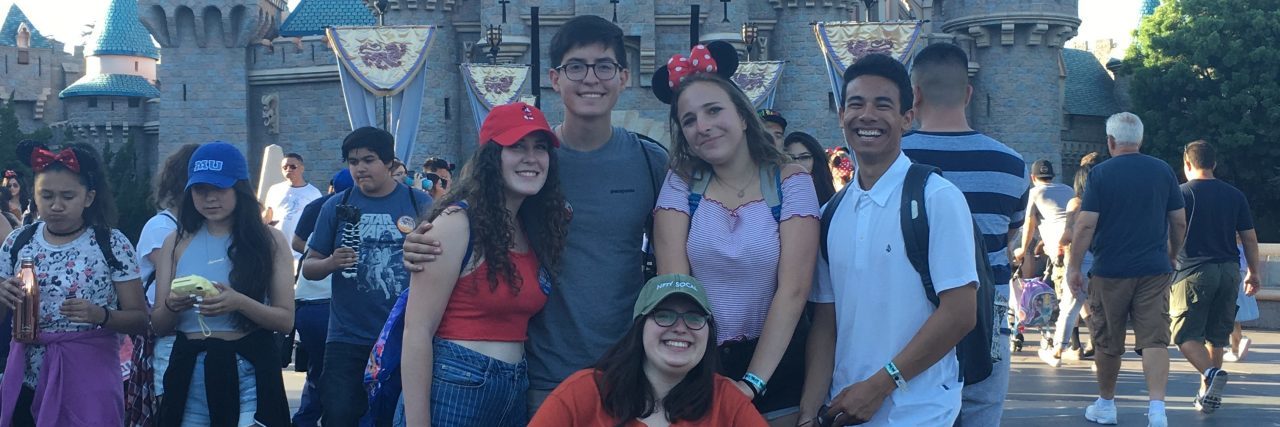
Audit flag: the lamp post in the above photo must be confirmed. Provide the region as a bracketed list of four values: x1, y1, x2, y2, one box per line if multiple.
[741, 22, 758, 61]
[486, 25, 503, 64]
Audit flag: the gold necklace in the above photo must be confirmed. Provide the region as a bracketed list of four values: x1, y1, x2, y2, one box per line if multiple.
[714, 174, 752, 198]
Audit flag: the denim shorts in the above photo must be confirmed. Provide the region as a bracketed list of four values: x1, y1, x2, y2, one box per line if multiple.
[182, 353, 259, 427]
[394, 338, 528, 427]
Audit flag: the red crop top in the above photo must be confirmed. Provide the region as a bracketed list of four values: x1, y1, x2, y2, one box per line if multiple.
[435, 250, 548, 342]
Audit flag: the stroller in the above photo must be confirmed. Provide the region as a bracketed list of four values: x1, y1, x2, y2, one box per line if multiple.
[1010, 260, 1059, 352]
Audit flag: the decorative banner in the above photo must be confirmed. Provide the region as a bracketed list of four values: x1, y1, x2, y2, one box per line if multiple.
[813, 21, 922, 103]
[461, 63, 531, 131]
[328, 26, 436, 96]
[328, 26, 436, 164]
[731, 61, 786, 109]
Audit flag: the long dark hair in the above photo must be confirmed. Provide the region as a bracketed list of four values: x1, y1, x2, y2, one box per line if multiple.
[667, 73, 790, 182]
[178, 180, 276, 329]
[784, 132, 837, 205]
[1074, 152, 1103, 197]
[429, 141, 569, 293]
[0, 170, 30, 215]
[594, 315, 719, 426]
[19, 141, 118, 228]
[153, 144, 200, 211]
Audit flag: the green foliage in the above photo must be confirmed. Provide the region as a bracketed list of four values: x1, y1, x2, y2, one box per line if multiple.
[102, 136, 151, 242]
[1126, 0, 1280, 240]
[0, 98, 52, 181]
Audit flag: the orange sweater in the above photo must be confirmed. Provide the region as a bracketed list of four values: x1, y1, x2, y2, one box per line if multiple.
[529, 369, 769, 427]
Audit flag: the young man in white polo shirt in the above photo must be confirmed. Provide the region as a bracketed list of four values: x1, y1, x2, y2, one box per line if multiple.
[798, 53, 979, 425]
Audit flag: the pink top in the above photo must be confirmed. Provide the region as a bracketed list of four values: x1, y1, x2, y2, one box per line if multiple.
[656, 170, 820, 344]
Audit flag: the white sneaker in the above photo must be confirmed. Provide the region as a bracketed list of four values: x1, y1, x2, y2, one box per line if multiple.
[1238, 337, 1253, 360]
[1147, 410, 1167, 427]
[1085, 403, 1118, 425]
[1223, 351, 1239, 362]
[1039, 347, 1062, 367]
[1199, 368, 1229, 413]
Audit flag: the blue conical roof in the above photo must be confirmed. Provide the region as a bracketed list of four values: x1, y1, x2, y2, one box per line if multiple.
[280, 0, 375, 37]
[91, 0, 160, 59]
[0, 4, 52, 49]
[1140, 0, 1161, 17]
[60, 74, 161, 99]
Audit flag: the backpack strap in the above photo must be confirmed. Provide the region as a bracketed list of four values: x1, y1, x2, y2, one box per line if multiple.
[686, 170, 713, 218]
[7, 224, 39, 266]
[759, 164, 783, 223]
[407, 186, 421, 218]
[819, 186, 851, 263]
[900, 163, 943, 307]
[453, 201, 474, 270]
[634, 133, 666, 256]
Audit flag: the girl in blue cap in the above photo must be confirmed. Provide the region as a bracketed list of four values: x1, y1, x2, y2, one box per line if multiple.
[0, 141, 147, 426]
[151, 142, 295, 426]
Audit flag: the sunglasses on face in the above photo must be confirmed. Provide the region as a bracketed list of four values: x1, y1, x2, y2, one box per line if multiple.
[790, 153, 814, 162]
[650, 309, 708, 330]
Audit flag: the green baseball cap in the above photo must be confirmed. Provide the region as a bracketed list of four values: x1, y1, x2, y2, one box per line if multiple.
[633, 274, 714, 320]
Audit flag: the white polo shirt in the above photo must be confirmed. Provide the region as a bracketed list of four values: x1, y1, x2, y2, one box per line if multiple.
[811, 152, 977, 425]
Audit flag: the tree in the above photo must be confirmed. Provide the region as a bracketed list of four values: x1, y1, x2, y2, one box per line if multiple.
[1126, 0, 1280, 240]
[101, 136, 152, 241]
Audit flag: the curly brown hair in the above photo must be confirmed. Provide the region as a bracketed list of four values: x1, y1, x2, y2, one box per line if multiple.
[666, 73, 790, 182]
[429, 141, 569, 293]
[152, 144, 200, 210]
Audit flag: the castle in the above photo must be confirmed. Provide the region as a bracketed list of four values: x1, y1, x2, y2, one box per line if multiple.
[2, 0, 1129, 186]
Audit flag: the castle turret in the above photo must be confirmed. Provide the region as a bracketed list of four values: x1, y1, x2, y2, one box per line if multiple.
[59, 0, 162, 162]
[0, 4, 71, 131]
[138, 0, 285, 161]
[937, 0, 1080, 169]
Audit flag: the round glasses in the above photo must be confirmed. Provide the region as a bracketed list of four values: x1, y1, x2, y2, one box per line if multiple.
[555, 61, 620, 81]
[650, 309, 708, 330]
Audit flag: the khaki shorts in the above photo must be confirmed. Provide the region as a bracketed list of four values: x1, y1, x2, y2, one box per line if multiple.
[1087, 274, 1172, 357]
[1170, 262, 1240, 347]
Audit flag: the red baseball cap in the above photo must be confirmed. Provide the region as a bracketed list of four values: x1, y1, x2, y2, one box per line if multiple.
[478, 102, 560, 148]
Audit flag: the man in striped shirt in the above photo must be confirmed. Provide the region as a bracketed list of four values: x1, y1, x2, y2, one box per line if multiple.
[902, 42, 1030, 426]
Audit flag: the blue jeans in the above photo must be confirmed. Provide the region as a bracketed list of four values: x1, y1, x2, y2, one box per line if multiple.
[182, 353, 258, 427]
[393, 338, 528, 427]
[293, 301, 330, 427]
[321, 341, 372, 427]
[958, 264, 1012, 426]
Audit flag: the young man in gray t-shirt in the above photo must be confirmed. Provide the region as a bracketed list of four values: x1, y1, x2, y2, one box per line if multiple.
[401, 15, 667, 412]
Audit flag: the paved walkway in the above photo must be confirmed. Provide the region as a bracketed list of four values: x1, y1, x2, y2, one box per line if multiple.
[282, 329, 1280, 425]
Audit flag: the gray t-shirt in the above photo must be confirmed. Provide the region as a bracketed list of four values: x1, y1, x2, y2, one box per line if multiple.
[525, 126, 668, 391]
[1027, 182, 1073, 258]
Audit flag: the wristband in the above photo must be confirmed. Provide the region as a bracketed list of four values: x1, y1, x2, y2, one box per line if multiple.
[742, 372, 767, 397]
[98, 306, 112, 327]
[885, 362, 908, 391]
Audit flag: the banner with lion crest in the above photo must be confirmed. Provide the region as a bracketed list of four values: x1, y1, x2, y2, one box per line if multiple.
[813, 21, 921, 103]
[731, 61, 786, 109]
[327, 25, 436, 164]
[460, 63, 531, 131]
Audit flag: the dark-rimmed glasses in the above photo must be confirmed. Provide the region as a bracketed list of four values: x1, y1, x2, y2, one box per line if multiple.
[650, 309, 708, 330]
[555, 61, 620, 81]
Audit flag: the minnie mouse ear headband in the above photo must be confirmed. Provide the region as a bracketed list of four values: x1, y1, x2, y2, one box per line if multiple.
[650, 41, 740, 104]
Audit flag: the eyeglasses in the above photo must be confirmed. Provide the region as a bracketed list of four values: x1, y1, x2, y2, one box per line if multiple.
[650, 309, 708, 330]
[790, 153, 814, 162]
[555, 61, 620, 81]
[282, 164, 299, 170]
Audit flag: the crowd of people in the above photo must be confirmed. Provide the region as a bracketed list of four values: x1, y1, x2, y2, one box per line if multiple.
[0, 12, 1264, 427]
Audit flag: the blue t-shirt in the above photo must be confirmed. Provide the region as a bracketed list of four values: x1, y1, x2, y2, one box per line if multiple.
[308, 184, 431, 345]
[1081, 153, 1184, 278]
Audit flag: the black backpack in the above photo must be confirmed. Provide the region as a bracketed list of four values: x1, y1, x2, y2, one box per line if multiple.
[820, 163, 996, 386]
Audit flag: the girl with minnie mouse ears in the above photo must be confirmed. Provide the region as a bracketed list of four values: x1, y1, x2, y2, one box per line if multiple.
[649, 41, 822, 414]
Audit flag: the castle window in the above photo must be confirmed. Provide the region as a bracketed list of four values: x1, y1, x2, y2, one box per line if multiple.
[16, 50, 28, 65]
[128, 98, 141, 108]
[16, 24, 30, 49]
[88, 97, 98, 108]
[135, 61, 139, 71]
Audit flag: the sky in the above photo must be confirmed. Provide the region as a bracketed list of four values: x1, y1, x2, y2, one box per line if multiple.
[4, 0, 1144, 53]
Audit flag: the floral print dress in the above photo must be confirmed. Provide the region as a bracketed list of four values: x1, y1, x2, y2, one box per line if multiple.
[0, 223, 140, 388]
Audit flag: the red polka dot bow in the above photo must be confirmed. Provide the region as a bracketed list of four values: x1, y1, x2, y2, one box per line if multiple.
[666, 44, 718, 90]
[31, 147, 80, 173]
